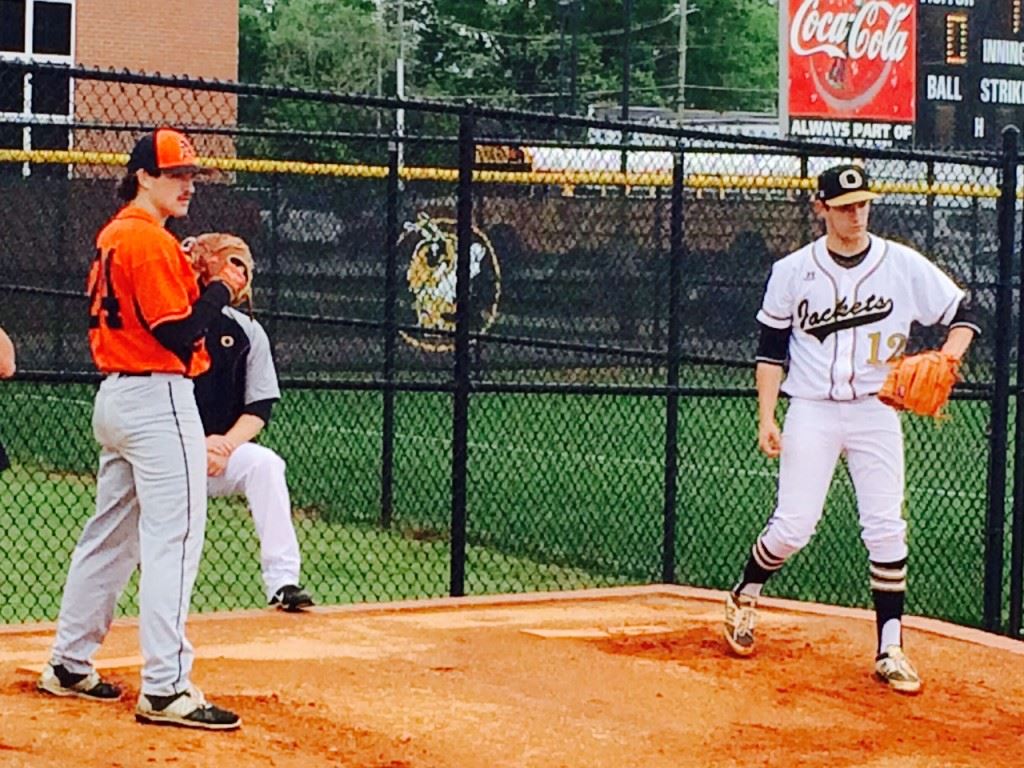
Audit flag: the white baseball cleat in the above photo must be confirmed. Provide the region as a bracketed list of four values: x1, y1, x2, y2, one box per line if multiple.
[874, 645, 922, 694]
[723, 592, 757, 657]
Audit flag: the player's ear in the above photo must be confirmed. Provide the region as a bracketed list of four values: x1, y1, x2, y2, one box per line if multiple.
[812, 199, 828, 218]
[135, 168, 157, 192]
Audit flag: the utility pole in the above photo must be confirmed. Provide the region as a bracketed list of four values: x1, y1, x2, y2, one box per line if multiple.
[396, 0, 406, 169]
[558, 0, 569, 113]
[621, 0, 632, 124]
[621, 0, 632, 179]
[569, 0, 579, 114]
[376, 0, 385, 134]
[677, 0, 687, 119]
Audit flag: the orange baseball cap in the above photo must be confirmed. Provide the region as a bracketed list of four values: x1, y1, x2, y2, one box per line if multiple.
[127, 127, 205, 175]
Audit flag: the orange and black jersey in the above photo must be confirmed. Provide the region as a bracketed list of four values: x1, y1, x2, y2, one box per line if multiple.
[88, 206, 212, 377]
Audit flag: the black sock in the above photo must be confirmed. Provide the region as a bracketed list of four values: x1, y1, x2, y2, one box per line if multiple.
[870, 558, 907, 654]
[734, 537, 785, 596]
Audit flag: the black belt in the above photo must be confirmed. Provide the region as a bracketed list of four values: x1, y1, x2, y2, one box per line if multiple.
[105, 372, 152, 377]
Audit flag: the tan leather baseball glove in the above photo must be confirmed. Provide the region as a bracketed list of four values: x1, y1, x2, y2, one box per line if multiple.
[877, 350, 960, 419]
[182, 232, 254, 308]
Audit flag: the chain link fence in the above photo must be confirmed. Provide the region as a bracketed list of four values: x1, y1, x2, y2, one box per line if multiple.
[1, 62, 1022, 636]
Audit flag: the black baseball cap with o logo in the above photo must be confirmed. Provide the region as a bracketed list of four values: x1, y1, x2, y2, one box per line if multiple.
[127, 127, 206, 175]
[816, 164, 880, 207]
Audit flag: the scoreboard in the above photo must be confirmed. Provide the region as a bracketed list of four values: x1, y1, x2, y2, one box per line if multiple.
[918, 0, 1024, 148]
[780, 0, 1024, 149]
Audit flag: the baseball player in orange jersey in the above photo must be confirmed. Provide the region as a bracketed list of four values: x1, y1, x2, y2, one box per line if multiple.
[722, 164, 979, 694]
[38, 128, 248, 730]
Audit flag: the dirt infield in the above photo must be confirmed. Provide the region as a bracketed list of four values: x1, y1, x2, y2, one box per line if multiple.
[1, 586, 1022, 768]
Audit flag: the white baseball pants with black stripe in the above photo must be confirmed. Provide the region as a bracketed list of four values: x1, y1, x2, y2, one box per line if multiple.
[50, 373, 208, 697]
[207, 442, 301, 602]
[759, 396, 908, 564]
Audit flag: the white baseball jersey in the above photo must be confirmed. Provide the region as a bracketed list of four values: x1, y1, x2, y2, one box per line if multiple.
[757, 235, 965, 401]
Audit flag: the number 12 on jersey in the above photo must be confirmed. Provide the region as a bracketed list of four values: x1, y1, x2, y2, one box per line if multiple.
[88, 247, 123, 329]
[866, 331, 907, 365]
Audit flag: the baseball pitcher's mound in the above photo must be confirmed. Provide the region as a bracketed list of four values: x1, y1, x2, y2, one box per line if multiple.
[1, 585, 1022, 768]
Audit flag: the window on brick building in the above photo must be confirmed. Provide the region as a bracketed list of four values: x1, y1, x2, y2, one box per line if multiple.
[0, 0, 74, 178]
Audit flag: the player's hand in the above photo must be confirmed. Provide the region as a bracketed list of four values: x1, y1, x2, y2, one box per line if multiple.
[207, 449, 228, 477]
[210, 262, 249, 303]
[205, 434, 236, 457]
[758, 419, 782, 459]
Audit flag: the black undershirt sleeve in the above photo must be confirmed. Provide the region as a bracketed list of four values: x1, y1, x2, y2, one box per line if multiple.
[950, 295, 981, 334]
[242, 399, 275, 425]
[151, 283, 231, 364]
[756, 322, 791, 366]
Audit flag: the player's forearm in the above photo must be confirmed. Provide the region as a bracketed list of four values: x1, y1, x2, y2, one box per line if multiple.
[151, 282, 231, 362]
[224, 414, 266, 448]
[0, 327, 15, 378]
[756, 363, 784, 424]
[941, 326, 975, 361]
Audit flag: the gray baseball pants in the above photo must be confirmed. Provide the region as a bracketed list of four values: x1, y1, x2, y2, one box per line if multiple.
[50, 373, 208, 696]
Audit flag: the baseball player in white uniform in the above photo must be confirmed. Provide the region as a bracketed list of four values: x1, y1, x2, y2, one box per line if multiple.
[722, 164, 979, 694]
[188, 234, 313, 612]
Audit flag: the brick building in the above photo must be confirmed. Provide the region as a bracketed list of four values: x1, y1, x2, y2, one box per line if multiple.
[0, 0, 238, 175]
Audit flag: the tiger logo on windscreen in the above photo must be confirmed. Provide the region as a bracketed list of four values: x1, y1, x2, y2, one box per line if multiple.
[400, 213, 501, 352]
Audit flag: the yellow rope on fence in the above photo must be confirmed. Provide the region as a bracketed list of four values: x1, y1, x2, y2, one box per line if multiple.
[0, 148, 1005, 198]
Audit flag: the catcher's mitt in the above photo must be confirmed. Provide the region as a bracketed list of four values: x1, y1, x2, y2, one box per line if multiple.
[182, 232, 254, 310]
[877, 350, 960, 419]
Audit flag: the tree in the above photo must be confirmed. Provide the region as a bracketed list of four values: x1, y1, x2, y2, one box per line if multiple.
[241, 0, 384, 93]
[237, 0, 780, 119]
[684, 0, 777, 112]
[239, 0, 392, 145]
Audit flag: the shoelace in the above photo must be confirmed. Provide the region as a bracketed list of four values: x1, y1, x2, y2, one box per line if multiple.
[735, 604, 756, 636]
[880, 654, 916, 680]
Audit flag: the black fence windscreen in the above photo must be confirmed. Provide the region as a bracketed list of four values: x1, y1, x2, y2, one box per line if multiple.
[1, 62, 1023, 639]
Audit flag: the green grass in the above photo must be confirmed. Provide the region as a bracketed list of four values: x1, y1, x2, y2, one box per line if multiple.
[0, 463, 625, 623]
[0, 380, 1001, 628]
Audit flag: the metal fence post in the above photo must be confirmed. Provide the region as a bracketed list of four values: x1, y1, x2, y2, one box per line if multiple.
[450, 109, 475, 598]
[380, 139, 400, 530]
[925, 159, 935, 257]
[1010, 139, 1024, 637]
[799, 154, 811, 243]
[662, 149, 685, 584]
[984, 125, 1018, 632]
[268, 175, 281, 341]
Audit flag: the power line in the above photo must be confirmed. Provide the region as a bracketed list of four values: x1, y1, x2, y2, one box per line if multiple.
[422, 80, 778, 102]
[427, 7, 683, 43]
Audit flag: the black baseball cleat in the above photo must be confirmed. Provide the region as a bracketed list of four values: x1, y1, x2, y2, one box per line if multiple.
[270, 584, 314, 612]
[37, 662, 122, 701]
[37, 663, 121, 704]
[135, 686, 241, 731]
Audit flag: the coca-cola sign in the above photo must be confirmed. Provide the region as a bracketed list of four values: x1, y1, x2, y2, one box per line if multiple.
[786, 0, 916, 121]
